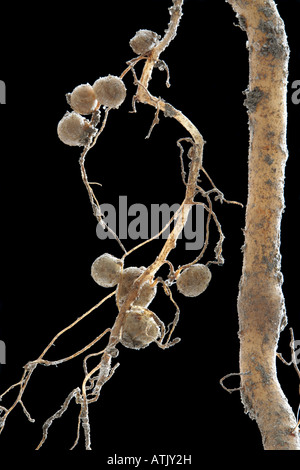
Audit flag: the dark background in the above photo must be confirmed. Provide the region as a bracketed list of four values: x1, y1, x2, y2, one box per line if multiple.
[0, 0, 299, 463]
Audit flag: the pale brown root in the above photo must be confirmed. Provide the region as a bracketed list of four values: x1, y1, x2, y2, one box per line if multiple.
[227, 0, 300, 450]
[0, 292, 115, 436]
[277, 328, 300, 434]
[220, 371, 251, 394]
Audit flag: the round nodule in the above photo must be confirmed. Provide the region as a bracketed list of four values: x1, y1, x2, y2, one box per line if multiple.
[176, 264, 212, 297]
[129, 29, 160, 55]
[57, 111, 90, 147]
[69, 83, 98, 115]
[120, 308, 160, 350]
[91, 253, 123, 287]
[93, 75, 126, 109]
[116, 266, 157, 308]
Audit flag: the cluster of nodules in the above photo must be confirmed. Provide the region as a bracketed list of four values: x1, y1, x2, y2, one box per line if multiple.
[57, 75, 127, 147]
[57, 29, 160, 148]
[91, 253, 212, 350]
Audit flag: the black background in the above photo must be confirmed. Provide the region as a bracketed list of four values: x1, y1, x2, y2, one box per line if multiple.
[0, 0, 299, 463]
